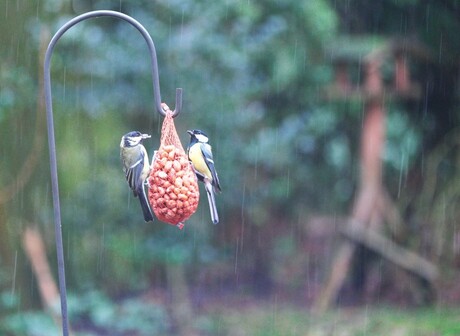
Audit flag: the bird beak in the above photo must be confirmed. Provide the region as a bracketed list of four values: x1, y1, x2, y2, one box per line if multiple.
[141, 133, 151, 139]
[187, 130, 193, 135]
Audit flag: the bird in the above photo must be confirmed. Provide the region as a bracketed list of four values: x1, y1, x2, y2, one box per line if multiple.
[120, 131, 154, 222]
[187, 129, 221, 224]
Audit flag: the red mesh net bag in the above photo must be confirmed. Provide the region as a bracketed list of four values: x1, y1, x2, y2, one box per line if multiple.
[148, 104, 199, 229]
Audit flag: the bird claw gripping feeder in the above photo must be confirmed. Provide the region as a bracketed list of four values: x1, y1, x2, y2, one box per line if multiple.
[44, 10, 194, 335]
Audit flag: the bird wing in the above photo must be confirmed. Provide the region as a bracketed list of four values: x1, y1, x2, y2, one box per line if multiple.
[201, 143, 221, 192]
[125, 152, 145, 195]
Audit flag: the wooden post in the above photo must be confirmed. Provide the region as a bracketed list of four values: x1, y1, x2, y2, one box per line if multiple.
[166, 263, 197, 336]
[394, 52, 410, 93]
[364, 58, 383, 97]
[315, 39, 435, 312]
[341, 221, 439, 283]
[22, 227, 60, 310]
[313, 57, 386, 313]
[22, 226, 70, 333]
[334, 61, 352, 93]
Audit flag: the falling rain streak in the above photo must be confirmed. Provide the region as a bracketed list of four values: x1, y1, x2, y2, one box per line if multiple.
[11, 251, 17, 297]
[397, 151, 406, 199]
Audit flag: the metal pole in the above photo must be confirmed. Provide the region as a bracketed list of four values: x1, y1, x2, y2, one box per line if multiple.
[44, 10, 181, 335]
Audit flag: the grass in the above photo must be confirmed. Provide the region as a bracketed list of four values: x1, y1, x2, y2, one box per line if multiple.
[196, 304, 460, 336]
[3, 295, 460, 335]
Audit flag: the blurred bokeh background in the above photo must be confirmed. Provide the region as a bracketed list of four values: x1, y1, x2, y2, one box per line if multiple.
[0, 0, 459, 335]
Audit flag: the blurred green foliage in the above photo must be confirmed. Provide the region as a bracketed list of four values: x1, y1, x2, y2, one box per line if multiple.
[0, 0, 458, 333]
[0, 290, 170, 335]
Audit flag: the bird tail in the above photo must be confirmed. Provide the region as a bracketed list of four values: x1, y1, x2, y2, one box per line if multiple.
[205, 180, 219, 224]
[137, 186, 154, 222]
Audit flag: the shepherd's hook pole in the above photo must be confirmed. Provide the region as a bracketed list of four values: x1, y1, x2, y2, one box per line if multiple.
[44, 10, 182, 335]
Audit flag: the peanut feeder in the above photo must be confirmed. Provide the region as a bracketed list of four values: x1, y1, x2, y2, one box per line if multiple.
[148, 104, 199, 229]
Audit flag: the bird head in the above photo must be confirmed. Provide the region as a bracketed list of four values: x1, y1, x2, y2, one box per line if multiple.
[122, 131, 151, 147]
[187, 129, 209, 144]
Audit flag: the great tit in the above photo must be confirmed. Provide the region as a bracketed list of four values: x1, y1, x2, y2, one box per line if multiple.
[187, 129, 221, 224]
[120, 131, 154, 222]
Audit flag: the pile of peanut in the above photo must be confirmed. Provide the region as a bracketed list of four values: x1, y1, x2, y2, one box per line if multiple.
[148, 144, 199, 228]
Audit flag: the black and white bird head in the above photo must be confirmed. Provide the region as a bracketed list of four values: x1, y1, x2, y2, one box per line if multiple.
[187, 129, 209, 144]
[121, 131, 151, 148]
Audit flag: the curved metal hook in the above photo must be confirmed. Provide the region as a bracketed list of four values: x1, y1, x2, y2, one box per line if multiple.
[44, 10, 182, 118]
[44, 10, 182, 336]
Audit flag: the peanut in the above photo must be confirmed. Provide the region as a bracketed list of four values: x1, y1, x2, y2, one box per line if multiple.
[175, 177, 183, 188]
[173, 160, 181, 171]
[148, 143, 199, 226]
